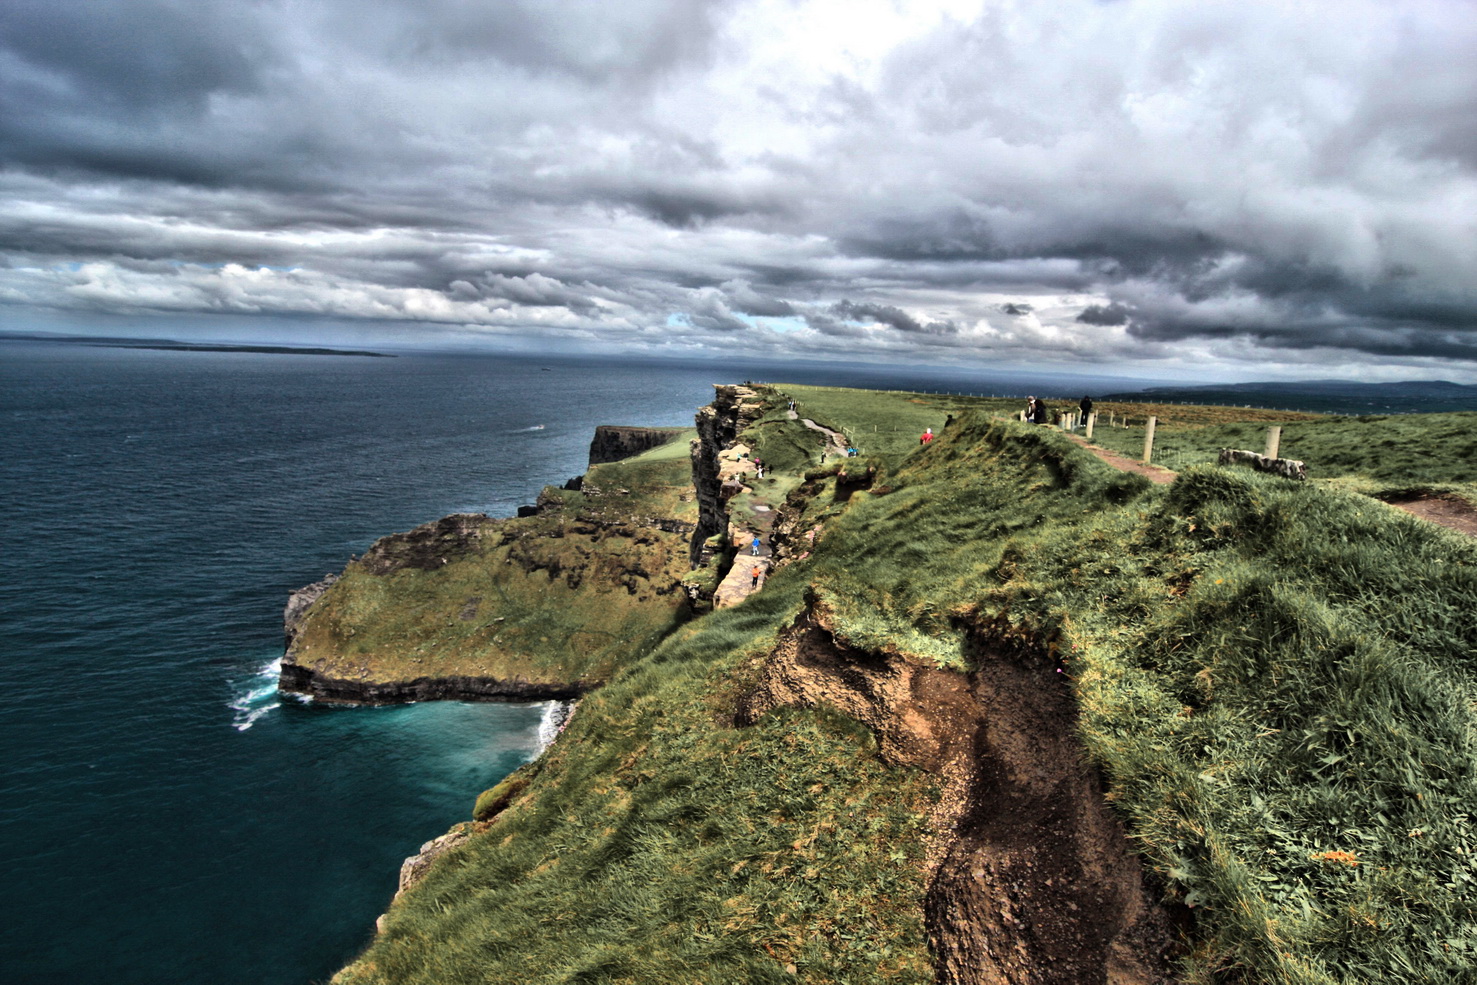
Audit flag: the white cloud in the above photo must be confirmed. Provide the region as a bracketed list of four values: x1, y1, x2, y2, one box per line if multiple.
[1, 0, 1475, 379]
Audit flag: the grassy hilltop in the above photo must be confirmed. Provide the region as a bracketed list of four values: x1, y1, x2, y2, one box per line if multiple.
[325, 387, 1477, 985]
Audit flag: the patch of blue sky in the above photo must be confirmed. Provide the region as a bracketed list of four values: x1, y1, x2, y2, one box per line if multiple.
[758, 315, 805, 334]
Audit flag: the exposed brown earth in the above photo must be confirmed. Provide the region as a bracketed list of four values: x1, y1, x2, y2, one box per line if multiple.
[1380, 492, 1477, 538]
[736, 595, 1184, 985]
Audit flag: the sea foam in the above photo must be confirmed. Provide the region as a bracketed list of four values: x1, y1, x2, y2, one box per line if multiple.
[230, 658, 283, 731]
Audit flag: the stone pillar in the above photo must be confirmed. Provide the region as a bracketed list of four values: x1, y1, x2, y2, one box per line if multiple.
[1142, 417, 1157, 464]
[1265, 426, 1282, 460]
[1085, 412, 1096, 439]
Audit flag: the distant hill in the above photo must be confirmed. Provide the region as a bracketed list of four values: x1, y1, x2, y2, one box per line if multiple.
[1106, 378, 1477, 415]
[0, 331, 393, 358]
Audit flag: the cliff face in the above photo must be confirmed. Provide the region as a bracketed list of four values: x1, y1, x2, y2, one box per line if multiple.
[587, 426, 685, 466]
[689, 384, 765, 566]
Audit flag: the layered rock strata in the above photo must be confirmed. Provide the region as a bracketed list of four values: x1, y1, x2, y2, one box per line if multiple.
[689, 384, 766, 566]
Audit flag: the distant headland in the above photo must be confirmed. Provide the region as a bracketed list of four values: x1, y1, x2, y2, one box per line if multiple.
[0, 331, 394, 358]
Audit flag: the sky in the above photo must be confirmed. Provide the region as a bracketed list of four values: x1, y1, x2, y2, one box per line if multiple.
[2, 0, 1475, 382]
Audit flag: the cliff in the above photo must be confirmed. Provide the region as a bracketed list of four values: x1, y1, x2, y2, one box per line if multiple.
[587, 425, 686, 466]
[688, 384, 767, 566]
[321, 386, 1477, 985]
[278, 432, 698, 704]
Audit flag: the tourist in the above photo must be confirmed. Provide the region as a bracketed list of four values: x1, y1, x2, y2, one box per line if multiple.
[920, 427, 933, 445]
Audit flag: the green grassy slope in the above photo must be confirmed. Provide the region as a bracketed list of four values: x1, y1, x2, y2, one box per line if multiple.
[807, 418, 1477, 983]
[289, 436, 699, 687]
[335, 396, 1477, 985]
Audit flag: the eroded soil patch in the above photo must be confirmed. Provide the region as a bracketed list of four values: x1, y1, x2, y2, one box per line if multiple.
[736, 603, 1183, 985]
[1380, 492, 1477, 538]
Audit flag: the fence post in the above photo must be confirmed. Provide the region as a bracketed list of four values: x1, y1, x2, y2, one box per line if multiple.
[1085, 412, 1096, 439]
[1265, 426, 1282, 459]
[1142, 416, 1157, 464]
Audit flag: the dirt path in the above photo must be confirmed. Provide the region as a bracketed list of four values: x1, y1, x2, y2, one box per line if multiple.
[713, 548, 771, 608]
[1062, 433, 1176, 484]
[1380, 492, 1477, 538]
[789, 409, 851, 460]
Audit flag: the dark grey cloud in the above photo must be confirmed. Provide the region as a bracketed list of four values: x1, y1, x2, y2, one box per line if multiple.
[1, 0, 1475, 379]
[830, 300, 956, 335]
[1077, 303, 1130, 326]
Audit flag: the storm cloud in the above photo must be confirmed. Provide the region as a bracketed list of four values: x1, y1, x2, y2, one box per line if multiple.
[2, 0, 1475, 380]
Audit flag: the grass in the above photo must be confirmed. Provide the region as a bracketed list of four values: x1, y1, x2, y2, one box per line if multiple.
[291, 437, 699, 686]
[766, 385, 1018, 464]
[1078, 408, 1477, 495]
[330, 388, 1477, 985]
[338, 584, 940, 985]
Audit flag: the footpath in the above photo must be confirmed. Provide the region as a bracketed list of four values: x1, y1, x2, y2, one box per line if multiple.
[1062, 432, 1176, 484]
[715, 411, 852, 608]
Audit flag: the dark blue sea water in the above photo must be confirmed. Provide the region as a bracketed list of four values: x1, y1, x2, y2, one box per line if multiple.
[0, 340, 1152, 984]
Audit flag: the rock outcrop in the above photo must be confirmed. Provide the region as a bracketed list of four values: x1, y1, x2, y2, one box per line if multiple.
[587, 426, 685, 466]
[689, 384, 766, 566]
[1217, 448, 1307, 481]
[276, 664, 592, 705]
[355, 513, 489, 575]
[283, 573, 338, 646]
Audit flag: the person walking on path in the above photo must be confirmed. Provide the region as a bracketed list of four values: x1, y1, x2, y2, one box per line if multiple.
[1079, 395, 1093, 418]
[751, 536, 761, 556]
[751, 566, 761, 589]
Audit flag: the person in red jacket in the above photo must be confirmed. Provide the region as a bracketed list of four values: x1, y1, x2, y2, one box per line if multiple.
[920, 427, 933, 445]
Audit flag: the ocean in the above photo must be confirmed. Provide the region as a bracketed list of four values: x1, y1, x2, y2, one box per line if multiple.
[0, 335, 1199, 980]
[1, 344, 721, 984]
[0, 339, 1147, 984]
